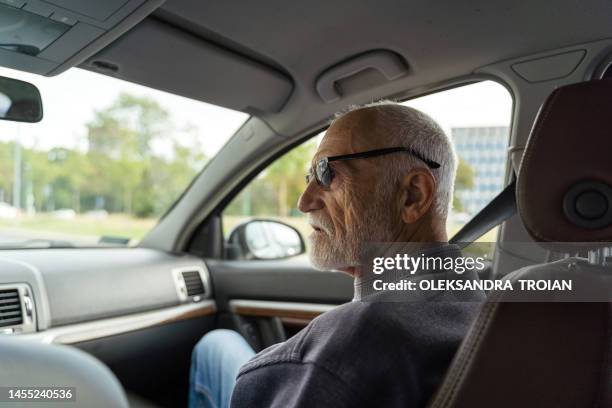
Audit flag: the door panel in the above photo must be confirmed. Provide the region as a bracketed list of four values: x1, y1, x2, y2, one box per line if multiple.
[206, 259, 353, 308]
[206, 259, 353, 349]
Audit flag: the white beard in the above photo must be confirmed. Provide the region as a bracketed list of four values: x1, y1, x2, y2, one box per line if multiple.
[307, 183, 398, 270]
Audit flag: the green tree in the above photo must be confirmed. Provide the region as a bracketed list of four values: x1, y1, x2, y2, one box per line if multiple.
[226, 140, 317, 218]
[145, 137, 207, 217]
[262, 140, 317, 216]
[453, 159, 475, 211]
[2, 93, 208, 224]
[0, 142, 14, 203]
[84, 93, 173, 216]
[86, 93, 170, 158]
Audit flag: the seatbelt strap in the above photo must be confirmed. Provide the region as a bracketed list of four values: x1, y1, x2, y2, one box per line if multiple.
[450, 178, 516, 248]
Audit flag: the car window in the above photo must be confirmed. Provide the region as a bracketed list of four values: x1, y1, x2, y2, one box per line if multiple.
[402, 81, 512, 257]
[0, 66, 248, 248]
[222, 80, 512, 260]
[224, 138, 318, 247]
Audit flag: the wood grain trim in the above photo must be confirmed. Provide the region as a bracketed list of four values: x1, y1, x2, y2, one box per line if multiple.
[229, 300, 336, 321]
[22, 300, 216, 344]
[279, 316, 313, 327]
[160, 301, 216, 324]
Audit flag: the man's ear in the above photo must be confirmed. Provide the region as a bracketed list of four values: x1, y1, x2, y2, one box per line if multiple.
[400, 168, 436, 224]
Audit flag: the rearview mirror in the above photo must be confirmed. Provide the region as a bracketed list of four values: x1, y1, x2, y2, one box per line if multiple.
[0, 76, 43, 123]
[227, 219, 306, 260]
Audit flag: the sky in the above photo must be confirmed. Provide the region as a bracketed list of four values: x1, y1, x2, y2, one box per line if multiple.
[0, 66, 513, 156]
[403, 81, 513, 135]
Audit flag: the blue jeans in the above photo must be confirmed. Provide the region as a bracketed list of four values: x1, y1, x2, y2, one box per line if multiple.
[188, 329, 256, 408]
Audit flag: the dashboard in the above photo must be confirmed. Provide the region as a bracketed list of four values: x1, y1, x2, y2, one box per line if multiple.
[0, 248, 215, 343]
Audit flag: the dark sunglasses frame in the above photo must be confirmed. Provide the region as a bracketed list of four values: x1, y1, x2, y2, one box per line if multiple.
[306, 146, 441, 188]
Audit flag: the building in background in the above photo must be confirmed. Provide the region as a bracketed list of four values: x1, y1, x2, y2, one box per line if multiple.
[451, 126, 508, 216]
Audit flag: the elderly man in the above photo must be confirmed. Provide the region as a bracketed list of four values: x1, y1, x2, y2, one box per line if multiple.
[188, 102, 484, 408]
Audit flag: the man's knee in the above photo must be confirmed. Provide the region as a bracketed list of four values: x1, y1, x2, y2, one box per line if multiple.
[195, 329, 243, 351]
[193, 329, 243, 362]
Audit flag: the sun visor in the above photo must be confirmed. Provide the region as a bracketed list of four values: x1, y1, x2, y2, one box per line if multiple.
[0, 0, 164, 76]
[81, 19, 294, 114]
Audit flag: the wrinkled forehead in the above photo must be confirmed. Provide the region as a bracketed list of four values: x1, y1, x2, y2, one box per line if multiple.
[313, 108, 387, 162]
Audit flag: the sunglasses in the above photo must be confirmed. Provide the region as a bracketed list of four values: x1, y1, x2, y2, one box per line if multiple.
[305, 147, 441, 188]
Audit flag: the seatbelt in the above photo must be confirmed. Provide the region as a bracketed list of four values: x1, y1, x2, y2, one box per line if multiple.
[450, 179, 516, 248]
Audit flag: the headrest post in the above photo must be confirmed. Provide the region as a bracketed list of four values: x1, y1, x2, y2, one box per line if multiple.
[587, 247, 612, 266]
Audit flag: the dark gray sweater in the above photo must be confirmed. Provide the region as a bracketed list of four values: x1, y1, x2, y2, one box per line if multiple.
[231, 245, 484, 407]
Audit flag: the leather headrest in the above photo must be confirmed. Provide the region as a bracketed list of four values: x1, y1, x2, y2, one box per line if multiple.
[517, 80, 612, 244]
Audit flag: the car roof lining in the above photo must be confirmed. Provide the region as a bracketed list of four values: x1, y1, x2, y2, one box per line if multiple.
[77, 0, 612, 140]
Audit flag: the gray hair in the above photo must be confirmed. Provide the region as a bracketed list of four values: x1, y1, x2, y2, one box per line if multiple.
[333, 101, 457, 219]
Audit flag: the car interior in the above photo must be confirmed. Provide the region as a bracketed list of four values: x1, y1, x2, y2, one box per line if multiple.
[0, 1, 610, 407]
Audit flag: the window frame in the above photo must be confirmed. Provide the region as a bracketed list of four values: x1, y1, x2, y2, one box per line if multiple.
[197, 77, 515, 260]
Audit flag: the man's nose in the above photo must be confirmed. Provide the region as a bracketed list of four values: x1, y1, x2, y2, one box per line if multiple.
[298, 180, 324, 213]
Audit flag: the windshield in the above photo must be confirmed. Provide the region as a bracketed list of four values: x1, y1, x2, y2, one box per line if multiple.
[0, 67, 248, 248]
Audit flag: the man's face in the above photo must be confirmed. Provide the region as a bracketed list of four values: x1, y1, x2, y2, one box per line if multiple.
[298, 109, 402, 272]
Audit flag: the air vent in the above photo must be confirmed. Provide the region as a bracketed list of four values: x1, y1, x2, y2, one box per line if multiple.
[0, 289, 23, 328]
[182, 271, 205, 297]
[172, 265, 210, 302]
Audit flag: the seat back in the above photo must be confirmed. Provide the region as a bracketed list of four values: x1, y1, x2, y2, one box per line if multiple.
[429, 80, 612, 408]
[0, 337, 128, 408]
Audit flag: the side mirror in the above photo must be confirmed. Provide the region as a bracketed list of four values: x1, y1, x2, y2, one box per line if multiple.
[0, 76, 43, 123]
[227, 219, 306, 260]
